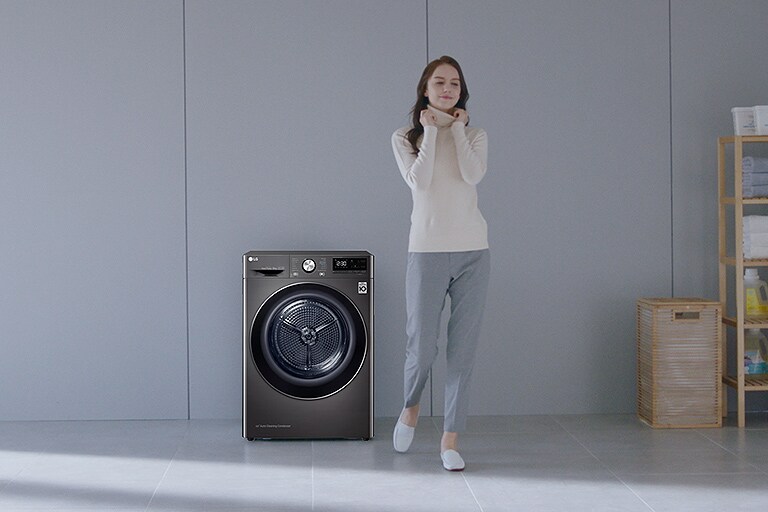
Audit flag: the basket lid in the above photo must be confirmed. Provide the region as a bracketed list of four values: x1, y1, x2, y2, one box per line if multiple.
[637, 297, 721, 307]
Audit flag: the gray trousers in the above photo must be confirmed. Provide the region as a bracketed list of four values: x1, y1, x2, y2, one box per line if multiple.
[403, 249, 490, 433]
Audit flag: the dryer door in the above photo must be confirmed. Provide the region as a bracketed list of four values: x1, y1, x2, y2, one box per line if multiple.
[250, 282, 367, 399]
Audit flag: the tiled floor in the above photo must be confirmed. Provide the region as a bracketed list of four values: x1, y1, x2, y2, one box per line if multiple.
[0, 414, 767, 511]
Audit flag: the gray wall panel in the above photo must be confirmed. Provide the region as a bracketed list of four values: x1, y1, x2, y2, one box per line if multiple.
[0, 0, 187, 419]
[671, 0, 768, 298]
[3, 1, 767, 422]
[185, 0, 424, 418]
[671, 0, 768, 411]
[429, 0, 672, 415]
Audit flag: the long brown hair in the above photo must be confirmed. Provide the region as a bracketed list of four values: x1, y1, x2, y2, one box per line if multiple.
[405, 56, 470, 155]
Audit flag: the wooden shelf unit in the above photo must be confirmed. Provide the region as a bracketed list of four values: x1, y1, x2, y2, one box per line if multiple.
[718, 135, 768, 427]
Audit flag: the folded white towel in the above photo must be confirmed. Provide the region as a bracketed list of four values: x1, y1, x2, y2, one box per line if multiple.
[744, 173, 768, 186]
[744, 243, 768, 258]
[744, 185, 768, 198]
[744, 246, 768, 259]
[744, 157, 768, 173]
[744, 216, 768, 234]
[744, 234, 768, 257]
[745, 233, 768, 246]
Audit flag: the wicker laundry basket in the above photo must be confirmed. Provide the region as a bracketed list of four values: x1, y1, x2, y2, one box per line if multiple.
[636, 298, 722, 428]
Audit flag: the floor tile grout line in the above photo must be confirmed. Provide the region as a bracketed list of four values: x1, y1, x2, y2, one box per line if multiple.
[694, 428, 767, 474]
[460, 472, 486, 512]
[144, 450, 180, 511]
[311, 440, 315, 511]
[143, 421, 190, 512]
[615, 471, 764, 477]
[0, 478, 12, 496]
[1, 445, 48, 493]
[548, 414, 572, 435]
[429, 416, 484, 512]
[552, 416, 659, 512]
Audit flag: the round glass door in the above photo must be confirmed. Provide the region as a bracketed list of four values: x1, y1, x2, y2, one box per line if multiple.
[251, 283, 366, 399]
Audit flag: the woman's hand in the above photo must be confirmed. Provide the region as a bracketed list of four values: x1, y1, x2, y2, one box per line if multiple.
[420, 109, 438, 127]
[451, 108, 469, 125]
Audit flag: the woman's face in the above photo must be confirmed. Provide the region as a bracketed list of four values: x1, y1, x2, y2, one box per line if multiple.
[423, 63, 461, 113]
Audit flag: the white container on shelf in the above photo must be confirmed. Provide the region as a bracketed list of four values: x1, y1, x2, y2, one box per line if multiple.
[754, 106, 768, 135]
[732, 107, 756, 135]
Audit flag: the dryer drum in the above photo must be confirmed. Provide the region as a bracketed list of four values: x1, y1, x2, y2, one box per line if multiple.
[251, 282, 367, 400]
[269, 298, 349, 379]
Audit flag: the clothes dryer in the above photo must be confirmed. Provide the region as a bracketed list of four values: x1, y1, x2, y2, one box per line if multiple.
[243, 251, 373, 440]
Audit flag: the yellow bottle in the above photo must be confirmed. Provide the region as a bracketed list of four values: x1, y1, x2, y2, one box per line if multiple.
[744, 269, 768, 317]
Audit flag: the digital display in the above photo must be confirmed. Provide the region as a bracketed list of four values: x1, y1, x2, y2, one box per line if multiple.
[333, 257, 367, 272]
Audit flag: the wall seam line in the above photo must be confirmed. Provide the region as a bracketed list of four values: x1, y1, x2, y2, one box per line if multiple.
[183, 0, 191, 421]
[425, 0, 433, 418]
[669, 0, 674, 297]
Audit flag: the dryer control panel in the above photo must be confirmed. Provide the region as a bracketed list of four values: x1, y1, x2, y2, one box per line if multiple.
[244, 252, 372, 280]
[290, 256, 328, 277]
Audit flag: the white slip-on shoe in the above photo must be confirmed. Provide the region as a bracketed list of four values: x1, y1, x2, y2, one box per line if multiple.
[441, 449, 465, 471]
[392, 420, 415, 453]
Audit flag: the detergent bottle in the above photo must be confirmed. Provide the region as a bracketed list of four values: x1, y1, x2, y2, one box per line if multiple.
[744, 269, 768, 317]
[744, 329, 768, 375]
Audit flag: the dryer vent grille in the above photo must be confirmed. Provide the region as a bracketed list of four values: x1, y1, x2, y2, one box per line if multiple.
[269, 299, 349, 379]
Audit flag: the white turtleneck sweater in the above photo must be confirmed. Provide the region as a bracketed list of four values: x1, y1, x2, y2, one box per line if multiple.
[392, 105, 489, 253]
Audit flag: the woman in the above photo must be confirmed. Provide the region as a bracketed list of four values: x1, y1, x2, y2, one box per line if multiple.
[391, 56, 490, 471]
